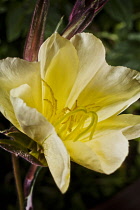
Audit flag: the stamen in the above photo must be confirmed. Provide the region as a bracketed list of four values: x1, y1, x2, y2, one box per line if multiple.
[89, 111, 98, 140]
[85, 103, 101, 112]
[80, 111, 98, 142]
[41, 80, 98, 141]
[66, 114, 87, 141]
[42, 79, 57, 120]
[55, 108, 98, 142]
[43, 99, 54, 119]
[68, 111, 98, 141]
[54, 109, 87, 127]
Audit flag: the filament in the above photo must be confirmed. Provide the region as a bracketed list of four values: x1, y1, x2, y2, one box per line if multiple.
[55, 108, 98, 142]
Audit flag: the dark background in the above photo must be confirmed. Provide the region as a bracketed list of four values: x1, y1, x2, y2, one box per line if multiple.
[0, 0, 140, 209]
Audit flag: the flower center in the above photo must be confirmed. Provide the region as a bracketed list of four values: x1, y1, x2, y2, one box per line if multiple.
[42, 80, 98, 142]
[54, 108, 98, 142]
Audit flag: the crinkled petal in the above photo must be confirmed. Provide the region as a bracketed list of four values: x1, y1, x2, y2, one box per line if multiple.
[10, 84, 40, 111]
[0, 88, 20, 129]
[0, 57, 41, 127]
[96, 114, 140, 140]
[0, 57, 41, 94]
[43, 133, 70, 193]
[66, 33, 105, 108]
[77, 62, 140, 121]
[65, 131, 128, 174]
[10, 94, 54, 143]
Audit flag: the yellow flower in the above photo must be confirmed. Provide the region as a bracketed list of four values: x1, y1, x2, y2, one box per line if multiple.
[1, 33, 140, 193]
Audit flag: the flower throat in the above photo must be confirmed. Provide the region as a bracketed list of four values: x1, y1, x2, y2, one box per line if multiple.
[42, 80, 98, 142]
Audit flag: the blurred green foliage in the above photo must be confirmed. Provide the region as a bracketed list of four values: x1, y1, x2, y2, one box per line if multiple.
[0, 0, 140, 209]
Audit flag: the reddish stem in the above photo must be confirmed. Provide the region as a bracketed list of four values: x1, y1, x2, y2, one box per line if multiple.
[23, 0, 49, 61]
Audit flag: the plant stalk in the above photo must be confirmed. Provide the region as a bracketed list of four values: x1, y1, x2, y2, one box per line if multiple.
[12, 154, 24, 210]
[24, 165, 41, 210]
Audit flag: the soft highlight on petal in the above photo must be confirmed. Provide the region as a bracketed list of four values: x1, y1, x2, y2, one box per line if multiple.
[77, 63, 140, 121]
[10, 95, 54, 143]
[66, 33, 105, 108]
[0, 57, 40, 90]
[65, 131, 128, 174]
[87, 131, 128, 174]
[96, 114, 140, 140]
[39, 33, 78, 78]
[42, 33, 79, 111]
[0, 57, 41, 127]
[43, 133, 70, 193]
[11, 84, 35, 109]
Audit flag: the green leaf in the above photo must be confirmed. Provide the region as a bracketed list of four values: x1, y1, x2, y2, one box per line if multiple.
[105, 0, 133, 27]
[8, 130, 36, 149]
[6, 3, 25, 42]
[107, 40, 140, 71]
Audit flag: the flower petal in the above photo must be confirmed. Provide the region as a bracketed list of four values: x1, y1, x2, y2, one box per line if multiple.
[65, 140, 103, 173]
[10, 95, 70, 193]
[66, 33, 105, 108]
[43, 133, 70, 193]
[38, 33, 65, 78]
[10, 84, 33, 106]
[77, 63, 140, 121]
[10, 95, 54, 143]
[0, 57, 41, 127]
[39, 33, 79, 111]
[65, 131, 128, 174]
[96, 114, 140, 140]
[10, 84, 40, 111]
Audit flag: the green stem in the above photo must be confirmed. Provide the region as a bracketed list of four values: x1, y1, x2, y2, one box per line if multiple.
[12, 154, 24, 210]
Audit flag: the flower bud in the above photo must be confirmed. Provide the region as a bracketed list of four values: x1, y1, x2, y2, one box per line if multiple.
[62, 0, 109, 39]
[23, 0, 49, 61]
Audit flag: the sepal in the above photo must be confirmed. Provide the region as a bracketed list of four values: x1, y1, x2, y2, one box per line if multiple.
[0, 127, 47, 166]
